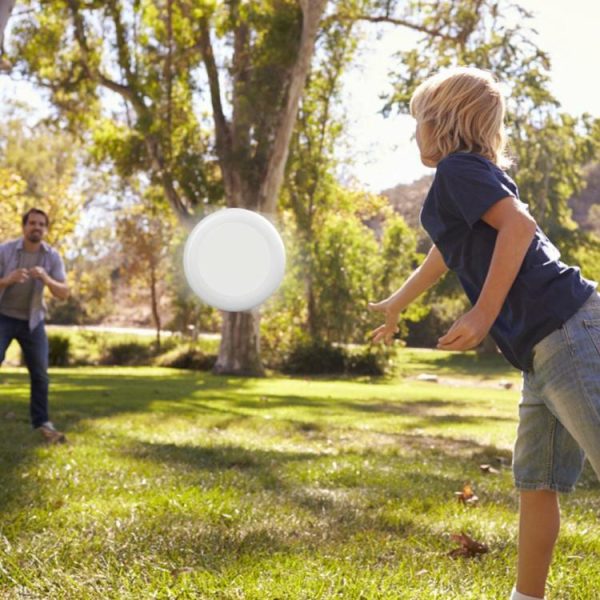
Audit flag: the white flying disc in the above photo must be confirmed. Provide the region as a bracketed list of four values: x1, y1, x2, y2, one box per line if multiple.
[183, 208, 286, 312]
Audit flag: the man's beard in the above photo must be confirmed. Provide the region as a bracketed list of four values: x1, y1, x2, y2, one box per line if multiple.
[27, 232, 42, 242]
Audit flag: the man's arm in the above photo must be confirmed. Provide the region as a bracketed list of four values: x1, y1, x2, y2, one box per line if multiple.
[386, 243, 449, 313]
[29, 266, 70, 300]
[45, 275, 70, 301]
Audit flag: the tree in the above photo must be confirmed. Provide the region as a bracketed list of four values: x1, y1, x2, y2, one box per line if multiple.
[116, 191, 178, 350]
[0, 0, 14, 48]
[377, 0, 600, 236]
[8, 0, 553, 373]
[372, 0, 600, 353]
[0, 113, 83, 248]
[9, 0, 329, 376]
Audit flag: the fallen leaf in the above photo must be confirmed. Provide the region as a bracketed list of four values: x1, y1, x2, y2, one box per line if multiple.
[448, 532, 489, 558]
[171, 567, 194, 578]
[480, 463, 500, 475]
[454, 483, 479, 506]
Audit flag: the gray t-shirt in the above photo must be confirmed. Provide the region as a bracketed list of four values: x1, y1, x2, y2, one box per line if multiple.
[0, 250, 41, 320]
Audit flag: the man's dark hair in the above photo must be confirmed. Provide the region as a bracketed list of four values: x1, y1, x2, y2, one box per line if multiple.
[22, 208, 50, 228]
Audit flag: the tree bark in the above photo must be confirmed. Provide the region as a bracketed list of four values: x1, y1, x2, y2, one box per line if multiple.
[0, 0, 15, 47]
[213, 307, 265, 376]
[149, 263, 161, 351]
[258, 0, 328, 215]
[207, 0, 328, 377]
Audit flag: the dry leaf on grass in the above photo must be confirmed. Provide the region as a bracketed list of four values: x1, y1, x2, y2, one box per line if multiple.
[455, 483, 479, 506]
[480, 463, 500, 474]
[448, 532, 489, 558]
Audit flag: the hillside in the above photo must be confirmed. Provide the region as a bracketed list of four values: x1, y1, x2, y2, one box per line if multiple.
[381, 162, 600, 236]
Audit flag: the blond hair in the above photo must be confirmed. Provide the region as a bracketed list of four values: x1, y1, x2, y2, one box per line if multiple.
[410, 67, 511, 168]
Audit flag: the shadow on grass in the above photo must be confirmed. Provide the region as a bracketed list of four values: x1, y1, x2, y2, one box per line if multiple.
[116, 436, 520, 569]
[399, 350, 514, 377]
[0, 366, 517, 520]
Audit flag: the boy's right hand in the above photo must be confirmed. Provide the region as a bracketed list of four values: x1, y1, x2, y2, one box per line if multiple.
[367, 299, 400, 345]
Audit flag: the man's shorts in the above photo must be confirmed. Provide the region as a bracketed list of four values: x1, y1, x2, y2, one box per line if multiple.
[513, 290, 600, 492]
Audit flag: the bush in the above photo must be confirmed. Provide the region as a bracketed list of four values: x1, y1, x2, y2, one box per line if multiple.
[405, 297, 468, 348]
[155, 345, 217, 370]
[282, 339, 346, 375]
[48, 334, 71, 366]
[100, 342, 152, 366]
[345, 344, 394, 376]
[281, 339, 393, 376]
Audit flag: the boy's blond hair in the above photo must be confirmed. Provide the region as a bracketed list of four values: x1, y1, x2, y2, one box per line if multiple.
[410, 67, 511, 168]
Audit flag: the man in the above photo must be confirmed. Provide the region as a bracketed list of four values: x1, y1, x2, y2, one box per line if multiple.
[0, 208, 70, 443]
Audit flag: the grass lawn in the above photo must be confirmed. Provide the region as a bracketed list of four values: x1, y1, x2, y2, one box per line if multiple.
[0, 348, 598, 599]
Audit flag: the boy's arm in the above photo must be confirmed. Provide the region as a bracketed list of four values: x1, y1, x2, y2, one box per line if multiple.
[438, 196, 536, 351]
[475, 199, 537, 321]
[386, 244, 449, 313]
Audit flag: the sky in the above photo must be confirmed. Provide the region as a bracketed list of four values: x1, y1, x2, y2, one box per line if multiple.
[342, 0, 600, 191]
[1, 0, 599, 193]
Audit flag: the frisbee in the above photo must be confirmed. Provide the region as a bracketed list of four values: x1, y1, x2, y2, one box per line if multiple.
[183, 208, 286, 312]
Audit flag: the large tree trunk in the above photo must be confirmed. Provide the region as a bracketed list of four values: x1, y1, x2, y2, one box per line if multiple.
[213, 307, 265, 376]
[202, 1, 327, 377]
[0, 0, 15, 46]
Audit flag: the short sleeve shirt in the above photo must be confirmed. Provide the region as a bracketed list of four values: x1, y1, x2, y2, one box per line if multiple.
[0, 238, 67, 331]
[419, 151, 598, 372]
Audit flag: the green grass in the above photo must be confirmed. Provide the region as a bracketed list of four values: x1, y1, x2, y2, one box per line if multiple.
[0, 348, 598, 599]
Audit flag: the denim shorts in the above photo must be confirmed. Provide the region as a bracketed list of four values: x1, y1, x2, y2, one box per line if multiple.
[513, 290, 600, 492]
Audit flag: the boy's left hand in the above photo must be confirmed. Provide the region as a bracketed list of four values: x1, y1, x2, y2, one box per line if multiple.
[437, 307, 495, 351]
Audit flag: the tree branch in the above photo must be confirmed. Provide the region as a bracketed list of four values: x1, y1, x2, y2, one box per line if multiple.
[0, 0, 15, 47]
[66, 0, 193, 224]
[258, 0, 328, 213]
[196, 16, 241, 204]
[326, 13, 455, 42]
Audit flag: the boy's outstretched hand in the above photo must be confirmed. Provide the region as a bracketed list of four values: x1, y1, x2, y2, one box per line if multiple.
[437, 306, 495, 351]
[367, 299, 400, 345]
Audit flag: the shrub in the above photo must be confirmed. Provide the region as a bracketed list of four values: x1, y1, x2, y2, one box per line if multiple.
[281, 336, 396, 376]
[155, 345, 217, 370]
[100, 342, 152, 366]
[282, 339, 346, 375]
[48, 334, 71, 366]
[345, 344, 393, 376]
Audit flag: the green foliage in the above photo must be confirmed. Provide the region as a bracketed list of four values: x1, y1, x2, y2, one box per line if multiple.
[0, 111, 84, 250]
[154, 345, 217, 370]
[281, 338, 346, 375]
[259, 212, 310, 367]
[47, 334, 71, 367]
[165, 238, 223, 336]
[405, 294, 470, 348]
[100, 341, 153, 366]
[552, 229, 600, 286]
[281, 337, 393, 376]
[311, 206, 380, 342]
[345, 343, 395, 375]
[379, 0, 600, 237]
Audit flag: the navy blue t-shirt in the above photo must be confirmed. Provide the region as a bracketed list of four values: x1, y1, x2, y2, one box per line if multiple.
[420, 151, 598, 372]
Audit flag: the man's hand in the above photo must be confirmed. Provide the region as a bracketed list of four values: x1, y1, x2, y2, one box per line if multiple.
[5, 269, 30, 284]
[437, 306, 496, 351]
[29, 266, 49, 283]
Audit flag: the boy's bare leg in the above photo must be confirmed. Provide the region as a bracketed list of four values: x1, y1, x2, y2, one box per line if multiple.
[516, 490, 560, 598]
